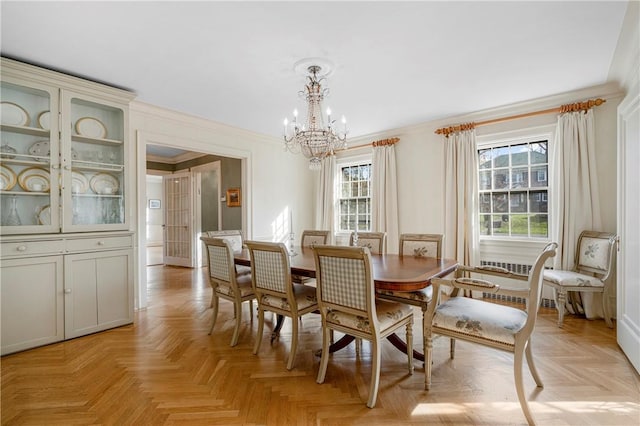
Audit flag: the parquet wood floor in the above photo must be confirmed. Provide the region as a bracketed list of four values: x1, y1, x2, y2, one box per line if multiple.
[2, 265, 639, 425]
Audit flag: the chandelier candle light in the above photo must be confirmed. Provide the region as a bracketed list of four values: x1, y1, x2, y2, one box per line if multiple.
[283, 64, 347, 170]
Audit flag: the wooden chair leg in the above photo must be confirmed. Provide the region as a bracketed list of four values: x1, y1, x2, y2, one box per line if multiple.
[450, 338, 456, 359]
[230, 300, 242, 347]
[287, 316, 299, 370]
[421, 306, 428, 366]
[425, 329, 433, 390]
[317, 325, 331, 384]
[367, 338, 381, 408]
[406, 322, 414, 375]
[556, 290, 567, 327]
[525, 338, 543, 387]
[602, 289, 614, 328]
[209, 294, 219, 335]
[253, 307, 265, 355]
[514, 343, 536, 426]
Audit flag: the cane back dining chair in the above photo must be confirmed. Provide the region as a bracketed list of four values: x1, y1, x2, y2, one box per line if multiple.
[292, 230, 331, 285]
[201, 236, 256, 347]
[245, 241, 319, 370]
[312, 245, 414, 408]
[426, 242, 557, 426]
[376, 233, 443, 388]
[349, 231, 386, 254]
[543, 230, 617, 328]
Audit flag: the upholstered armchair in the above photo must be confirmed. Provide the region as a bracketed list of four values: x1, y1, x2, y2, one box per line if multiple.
[426, 243, 557, 426]
[543, 230, 617, 328]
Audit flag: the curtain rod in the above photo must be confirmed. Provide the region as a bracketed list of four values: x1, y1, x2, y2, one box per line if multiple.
[340, 137, 400, 152]
[435, 98, 606, 137]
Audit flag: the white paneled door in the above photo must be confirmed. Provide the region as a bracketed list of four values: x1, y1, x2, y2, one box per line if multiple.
[617, 83, 640, 374]
[163, 172, 194, 267]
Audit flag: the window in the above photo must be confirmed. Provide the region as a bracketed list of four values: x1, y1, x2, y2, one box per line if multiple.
[338, 162, 372, 232]
[478, 140, 548, 238]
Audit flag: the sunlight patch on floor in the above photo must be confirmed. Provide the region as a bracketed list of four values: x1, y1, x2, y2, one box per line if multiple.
[411, 400, 640, 416]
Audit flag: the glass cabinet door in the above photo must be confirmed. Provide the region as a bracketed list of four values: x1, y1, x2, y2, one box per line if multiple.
[0, 80, 60, 235]
[61, 92, 128, 231]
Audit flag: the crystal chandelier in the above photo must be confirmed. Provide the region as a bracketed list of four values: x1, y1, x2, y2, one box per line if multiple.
[283, 65, 347, 170]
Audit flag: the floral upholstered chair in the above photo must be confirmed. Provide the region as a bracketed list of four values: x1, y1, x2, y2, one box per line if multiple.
[349, 231, 386, 254]
[312, 245, 414, 408]
[201, 236, 256, 347]
[245, 241, 318, 370]
[426, 243, 557, 426]
[543, 230, 617, 328]
[376, 233, 443, 388]
[301, 229, 330, 247]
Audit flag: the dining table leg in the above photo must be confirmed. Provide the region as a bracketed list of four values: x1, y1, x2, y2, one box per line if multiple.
[271, 314, 286, 343]
[386, 333, 425, 362]
[314, 333, 424, 360]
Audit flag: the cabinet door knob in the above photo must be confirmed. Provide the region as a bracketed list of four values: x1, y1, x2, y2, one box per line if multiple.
[64, 289, 72, 294]
[16, 245, 27, 252]
[97, 241, 105, 246]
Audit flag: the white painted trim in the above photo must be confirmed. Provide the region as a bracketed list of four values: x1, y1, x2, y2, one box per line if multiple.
[147, 151, 208, 164]
[348, 82, 623, 143]
[131, 100, 280, 145]
[135, 129, 252, 309]
[616, 78, 640, 374]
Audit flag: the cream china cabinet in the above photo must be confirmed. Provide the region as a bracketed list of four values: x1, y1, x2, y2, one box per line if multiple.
[0, 58, 136, 355]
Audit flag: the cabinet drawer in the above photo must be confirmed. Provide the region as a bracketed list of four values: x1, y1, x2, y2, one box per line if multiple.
[0, 240, 65, 258]
[66, 235, 133, 252]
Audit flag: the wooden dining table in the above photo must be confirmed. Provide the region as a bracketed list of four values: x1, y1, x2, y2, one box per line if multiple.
[234, 246, 458, 361]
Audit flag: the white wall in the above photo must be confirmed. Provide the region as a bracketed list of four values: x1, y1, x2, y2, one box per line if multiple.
[145, 175, 163, 246]
[130, 102, 314, 309]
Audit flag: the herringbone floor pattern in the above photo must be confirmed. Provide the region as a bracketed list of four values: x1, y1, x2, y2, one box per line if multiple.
[1, 265, 639, 425]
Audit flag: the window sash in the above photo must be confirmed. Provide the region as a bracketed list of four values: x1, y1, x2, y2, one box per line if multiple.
[478, 140, 549, 238]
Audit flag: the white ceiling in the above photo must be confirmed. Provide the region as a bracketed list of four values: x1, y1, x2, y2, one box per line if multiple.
[0, 1, 629, 140]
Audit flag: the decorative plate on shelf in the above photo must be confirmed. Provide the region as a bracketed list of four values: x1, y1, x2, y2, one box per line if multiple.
[37, 205, 51, 225]
[37, 111, 50, 130]
[1, 102, 30, 126]
[28, 140, 78, 161]
[18, 167, 50, 192]
[28, 140, 50, 161]
[75, 117, 107, 139]
[0, 164, 17, 191]
[90, 172, 119, 195]
[71, 171, 89, 194]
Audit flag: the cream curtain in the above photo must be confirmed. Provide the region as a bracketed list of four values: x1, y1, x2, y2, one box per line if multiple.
[551, 108, 603, 318]
[314, 154, 336, 244]
[372, 144, 399, 253]
[443, 129, 480, 269]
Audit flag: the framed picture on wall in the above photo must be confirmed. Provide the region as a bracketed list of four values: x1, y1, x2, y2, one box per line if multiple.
[149, 199, 161, 209]
[226, 188, 241, 207]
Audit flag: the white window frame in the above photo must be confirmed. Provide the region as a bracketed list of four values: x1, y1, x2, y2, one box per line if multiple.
[334, 153, 373, 240]
[476, 128, 554, 242]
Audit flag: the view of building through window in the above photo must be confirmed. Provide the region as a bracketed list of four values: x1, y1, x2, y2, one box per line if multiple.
[478, 140, 549, 238]
[338, 162, 372, 232]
